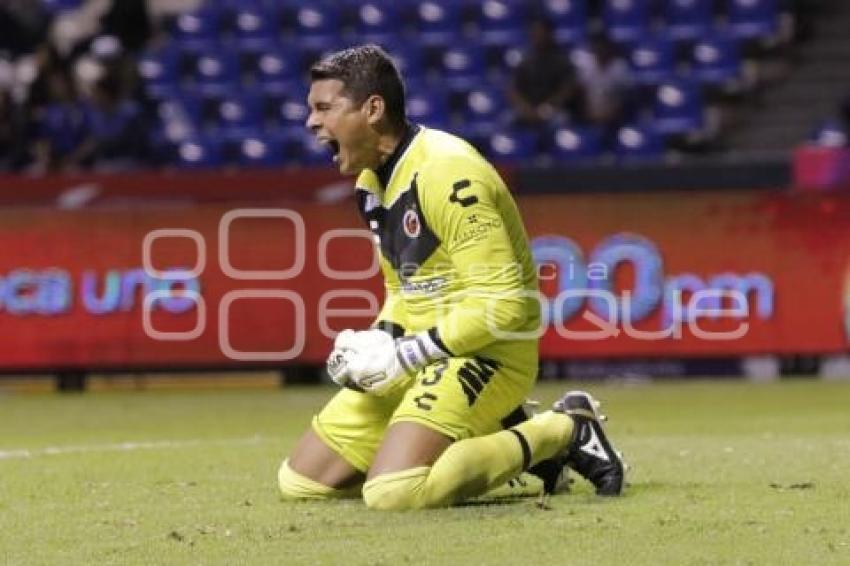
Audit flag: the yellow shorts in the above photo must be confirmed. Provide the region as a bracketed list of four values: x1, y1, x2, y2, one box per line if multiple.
[312, 354, 536, 473]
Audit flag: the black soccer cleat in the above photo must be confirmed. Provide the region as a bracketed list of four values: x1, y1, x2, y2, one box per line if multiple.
[555, 390, 625, 496]
[527, 457, 570, 497]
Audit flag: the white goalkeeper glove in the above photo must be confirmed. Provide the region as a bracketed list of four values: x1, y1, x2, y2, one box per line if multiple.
[326, 329, 360, 387]
[327, 329, 450, 396]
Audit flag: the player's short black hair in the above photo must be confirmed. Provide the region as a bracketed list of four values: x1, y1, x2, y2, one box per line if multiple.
[309, 44, 406, 131]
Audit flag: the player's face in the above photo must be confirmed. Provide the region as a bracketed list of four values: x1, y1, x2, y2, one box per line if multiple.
[306, 79, 380, 175]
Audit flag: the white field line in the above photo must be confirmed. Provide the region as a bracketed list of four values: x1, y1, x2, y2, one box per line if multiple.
[0, 436, 272, 461]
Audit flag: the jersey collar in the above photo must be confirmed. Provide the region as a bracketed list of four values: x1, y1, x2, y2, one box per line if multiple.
[375, 122, 421, 188]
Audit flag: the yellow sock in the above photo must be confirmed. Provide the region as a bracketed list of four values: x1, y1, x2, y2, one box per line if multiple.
[278, 459, 361, 500]
[362, 411, 573, 510]
[480, 472, 545, 500]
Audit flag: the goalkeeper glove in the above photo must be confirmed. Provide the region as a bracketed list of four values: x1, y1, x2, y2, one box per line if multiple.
[326, 329, 359, 387]
[327, 328, 450, 396]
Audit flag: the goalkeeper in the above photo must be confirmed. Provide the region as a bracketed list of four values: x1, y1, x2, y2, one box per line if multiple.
[278, 45, 624, 510]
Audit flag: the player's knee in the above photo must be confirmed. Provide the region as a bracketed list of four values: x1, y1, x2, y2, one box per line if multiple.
[362, 468, 430, 511]
[278, 459, 339, 501]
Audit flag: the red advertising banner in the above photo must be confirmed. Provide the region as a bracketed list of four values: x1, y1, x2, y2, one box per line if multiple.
[1, 189, 849, 370]
[0, 167, 348, 208]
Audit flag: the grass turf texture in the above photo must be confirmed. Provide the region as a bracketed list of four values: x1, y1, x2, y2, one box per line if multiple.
[1, 380, 849, 565]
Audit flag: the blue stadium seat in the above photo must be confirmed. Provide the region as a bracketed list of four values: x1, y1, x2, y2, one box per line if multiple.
[147, 129, 178, 165]
[148, 92, 206, 163]
[652, 79, 704, 134]
[235, 133, 286, 167]
[175, 137, 223, 169]
[485, 129, 538, 163]
[405, 87, 450, 129]
[614, 123, 664, 159]
[212, 93, 264, 134]
[484, 40, 528, 84]
[603, 0, 651, 43]
[491, 43, 525, 75]
[725, 0, 778, 39]
[268, 89, 310, 130]
[263, 127, 304, 163]
[690, 35, 741, 84]
[297, 130, 336, 166]
[810, 120, 849, 148]
[550, 125, 604, 161]
[154, 94, 203, 134]
[663, 0, 714, 41]
[285, 1, 342, 48]
[230, 4, 280, 48]
[542, 0, 588, 44]
[457, 86, 507, 128]
[190, 49, 240, 96]
[349, 1, 401, 44]
[172, 6, 223, 49]
[627, 36, 676, 85]
[250, 45, 303, 95]
[436, 45, 488, 89]
[411, 0, 464, 45]
[472, 0, 529, 45]
[449, 121, 497, 152]
[383, 42, 426, 78]
[299, 42, 349, 78]
[138, 44, 181, 98]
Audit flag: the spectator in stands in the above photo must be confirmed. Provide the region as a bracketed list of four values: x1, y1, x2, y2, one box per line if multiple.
[508, 19, 580, 126]
[100, 0, 152, 53]
[77, 73, 146, 171]
[24, 43, 66, 111]
[0, 91, 27, 169]
[0, 0, 49, 57]
[575, 33, 632, 132]
[30, 68, 90, 173]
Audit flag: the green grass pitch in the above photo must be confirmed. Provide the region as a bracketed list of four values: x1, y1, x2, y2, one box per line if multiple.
[1, 379, 849, 565]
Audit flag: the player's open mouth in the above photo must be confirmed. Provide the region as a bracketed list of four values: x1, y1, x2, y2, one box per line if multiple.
[319, 138, 341, 162]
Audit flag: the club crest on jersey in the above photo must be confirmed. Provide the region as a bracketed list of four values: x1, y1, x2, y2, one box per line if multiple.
[403, 208, 421, 238]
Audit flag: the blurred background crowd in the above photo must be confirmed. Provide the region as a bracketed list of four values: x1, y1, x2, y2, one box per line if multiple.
[0, 0, 847, 173]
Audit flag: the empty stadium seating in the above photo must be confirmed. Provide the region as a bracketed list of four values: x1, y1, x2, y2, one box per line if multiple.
[664, 0, 715, 41]
[652, 79, 705, 134]
[550, 125, 605, 162]
[542, 0, 589, 44]
[627, 36, 677, 85]
[615, 123, 665, 159]
[603, 0, 651, 43]
[122, 0, 787, 168]
[690, 34, 742, 85]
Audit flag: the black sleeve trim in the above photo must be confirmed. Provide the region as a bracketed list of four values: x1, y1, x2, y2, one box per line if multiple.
[375, 320, 406, 339]
[427, 327, 454, 356]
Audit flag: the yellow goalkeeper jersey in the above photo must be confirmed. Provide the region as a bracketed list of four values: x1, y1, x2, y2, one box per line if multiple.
[355, 124, 540, 369]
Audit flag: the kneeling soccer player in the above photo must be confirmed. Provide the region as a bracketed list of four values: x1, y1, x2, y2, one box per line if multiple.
[278, 45, 625, 510]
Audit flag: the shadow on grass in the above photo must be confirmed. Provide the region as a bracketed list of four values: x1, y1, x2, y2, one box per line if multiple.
[457, 497, 527, 508]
